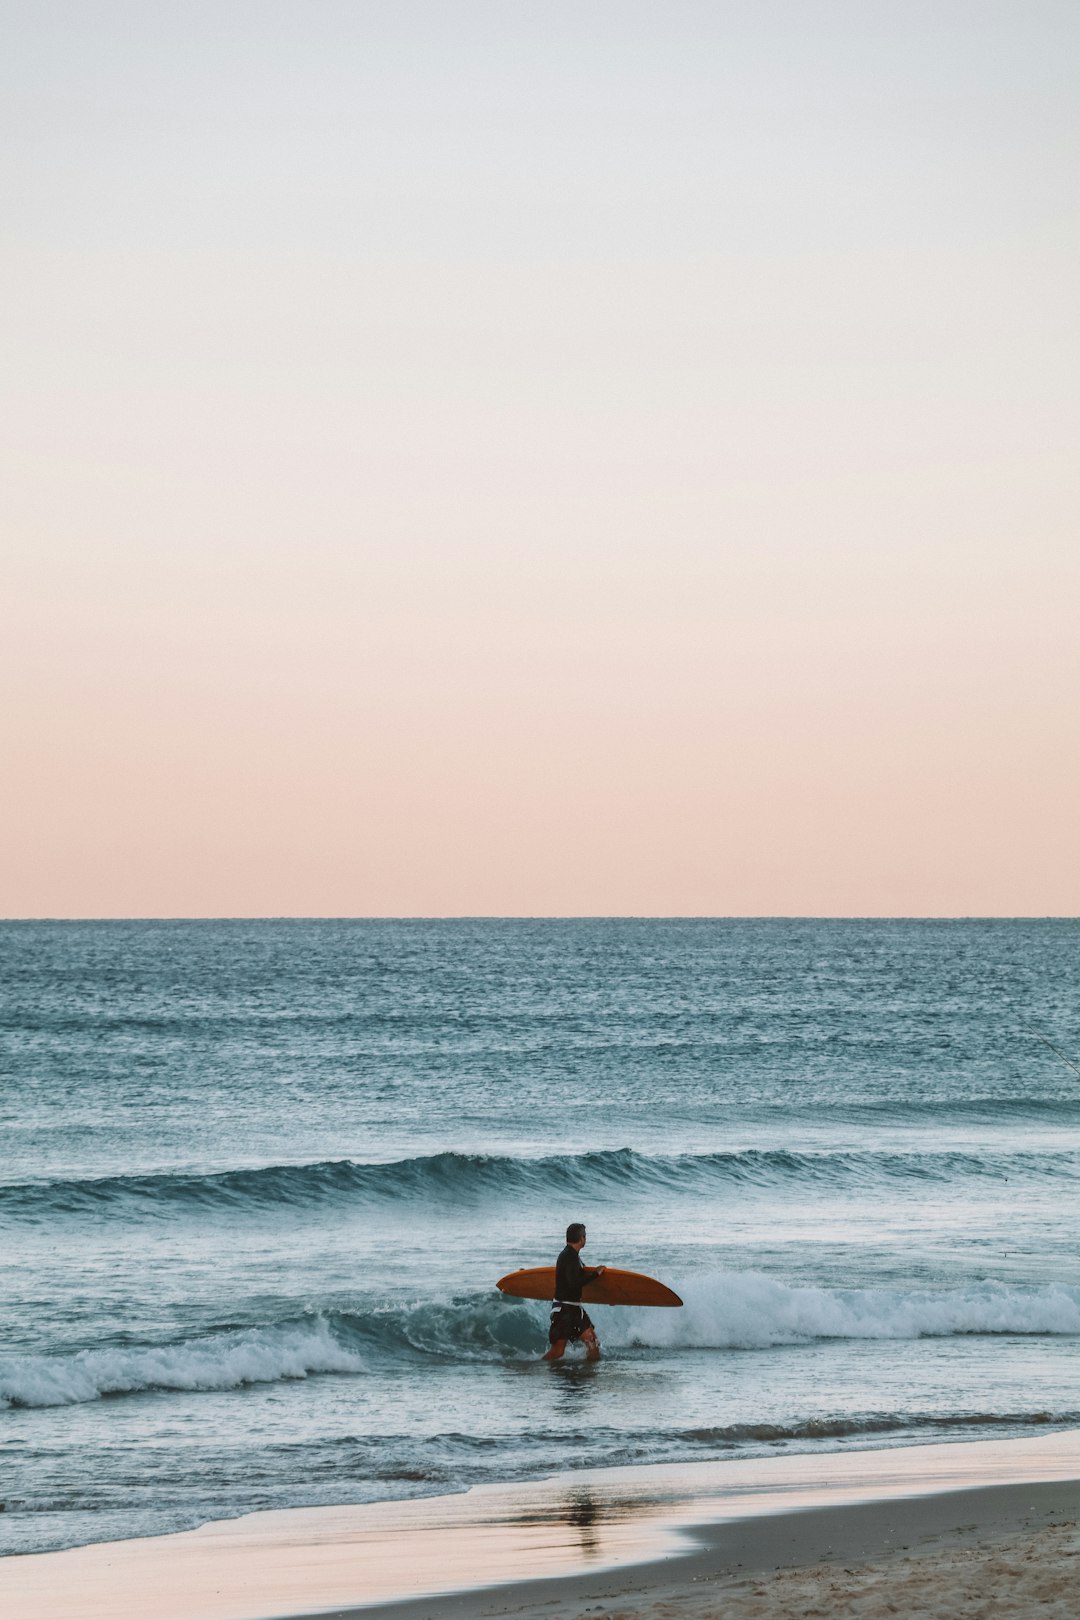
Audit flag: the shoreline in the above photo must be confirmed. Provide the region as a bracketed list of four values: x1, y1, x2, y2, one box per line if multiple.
[1, 1429, 1078, 1619]
[330, 1475, 1080, 1619]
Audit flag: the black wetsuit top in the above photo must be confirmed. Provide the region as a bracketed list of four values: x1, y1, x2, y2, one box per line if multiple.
[554, 1244, 600, 1304]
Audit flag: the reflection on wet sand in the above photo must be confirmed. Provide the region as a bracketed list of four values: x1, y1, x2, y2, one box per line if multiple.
[505, 1482, 665, 1563]
[564, 1488, 602, 1559]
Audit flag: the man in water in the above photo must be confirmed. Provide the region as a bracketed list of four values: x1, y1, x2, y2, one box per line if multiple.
[543, 1221, 605, 1361]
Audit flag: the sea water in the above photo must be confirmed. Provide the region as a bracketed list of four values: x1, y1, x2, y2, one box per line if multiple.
[2, 918, 1078, 1557]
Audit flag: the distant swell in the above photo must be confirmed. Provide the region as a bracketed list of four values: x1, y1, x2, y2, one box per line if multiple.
[5, 1144, 1078, 1220]
[6, 1272, 1080, 1409]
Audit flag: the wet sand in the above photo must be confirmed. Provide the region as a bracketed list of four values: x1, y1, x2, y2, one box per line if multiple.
[345, 1476, 1080, 1619]
[1, 1429, 1077, 1619]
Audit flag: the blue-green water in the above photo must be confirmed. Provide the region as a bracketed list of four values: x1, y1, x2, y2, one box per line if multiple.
[2, 918, 1078, 1557]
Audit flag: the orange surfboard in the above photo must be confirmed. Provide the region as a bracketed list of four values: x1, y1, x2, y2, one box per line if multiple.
[496, 1265, 682, 1308]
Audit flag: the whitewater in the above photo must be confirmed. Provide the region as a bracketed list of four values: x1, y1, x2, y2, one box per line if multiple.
[3, 917, 1079, 1557]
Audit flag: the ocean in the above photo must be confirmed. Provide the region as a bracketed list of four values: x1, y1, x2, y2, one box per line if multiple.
[2, 918, 1079, 1559]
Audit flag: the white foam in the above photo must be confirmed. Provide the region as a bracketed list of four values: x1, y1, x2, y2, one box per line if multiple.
[0, 1317, 365, 1409]
[7, 1276, 1079, 1408]
[605, 1272, 1080, 1350]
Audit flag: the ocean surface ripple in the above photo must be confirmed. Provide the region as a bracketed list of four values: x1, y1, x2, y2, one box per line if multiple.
[3, 917, 1078, 1557]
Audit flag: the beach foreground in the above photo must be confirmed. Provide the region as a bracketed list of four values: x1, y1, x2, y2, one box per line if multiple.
[348, 1476, 1080, 1620]
[3, 1430, 1078, 1619]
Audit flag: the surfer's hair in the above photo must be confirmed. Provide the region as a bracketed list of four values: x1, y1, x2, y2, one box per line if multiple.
[566, 1222, 586, 1244]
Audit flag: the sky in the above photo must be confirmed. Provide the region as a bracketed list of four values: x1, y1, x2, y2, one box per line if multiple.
[2, 1, 1078, 917]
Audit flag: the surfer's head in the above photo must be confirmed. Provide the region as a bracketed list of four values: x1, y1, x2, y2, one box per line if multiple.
[566, 1222, 586, 1247]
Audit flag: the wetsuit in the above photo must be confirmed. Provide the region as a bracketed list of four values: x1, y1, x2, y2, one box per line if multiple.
[548, 1244, 601, 1345]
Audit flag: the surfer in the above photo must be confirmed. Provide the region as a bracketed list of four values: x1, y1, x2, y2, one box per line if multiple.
[543, 1222, 605, 1362]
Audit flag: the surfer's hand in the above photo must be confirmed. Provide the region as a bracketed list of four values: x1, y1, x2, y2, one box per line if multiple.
[595, 1265, 606, 1274]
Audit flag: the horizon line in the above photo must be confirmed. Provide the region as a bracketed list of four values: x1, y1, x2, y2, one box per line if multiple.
[3, 914, 1078, 925]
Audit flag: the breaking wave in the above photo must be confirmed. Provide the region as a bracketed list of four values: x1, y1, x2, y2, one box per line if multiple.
[612, 1272, 1080, 1350]
[7, 1272, 1080, 1409]
[0, 1317, 365, 1409]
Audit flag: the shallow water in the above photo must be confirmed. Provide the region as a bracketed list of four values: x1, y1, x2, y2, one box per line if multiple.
[2, 918, 1078, 1554]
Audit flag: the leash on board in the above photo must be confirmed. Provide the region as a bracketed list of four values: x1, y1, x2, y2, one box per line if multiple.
[1020, 1023, 1080, 1080]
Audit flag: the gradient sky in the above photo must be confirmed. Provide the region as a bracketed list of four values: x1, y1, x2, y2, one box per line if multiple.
[3, 1, 1078, 916]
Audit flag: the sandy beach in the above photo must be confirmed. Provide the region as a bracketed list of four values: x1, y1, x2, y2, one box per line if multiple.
[3, 1429, 1078, 1620]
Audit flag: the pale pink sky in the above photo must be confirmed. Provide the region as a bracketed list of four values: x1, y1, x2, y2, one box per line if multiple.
[3, 3, 1078, 916]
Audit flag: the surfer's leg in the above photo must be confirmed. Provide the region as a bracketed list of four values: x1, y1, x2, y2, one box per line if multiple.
[545, 1304, 575, 1359]
[581, 1326, 601, 1362]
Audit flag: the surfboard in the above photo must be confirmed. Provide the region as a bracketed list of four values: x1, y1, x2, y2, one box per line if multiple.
[496, 1265, 682, 1307]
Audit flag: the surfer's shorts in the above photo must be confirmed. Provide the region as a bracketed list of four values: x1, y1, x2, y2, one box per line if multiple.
[549, 1304, 594, 1345]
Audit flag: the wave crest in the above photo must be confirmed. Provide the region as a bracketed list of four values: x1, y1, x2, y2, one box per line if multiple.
[5, 1144, 1076, 1221]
